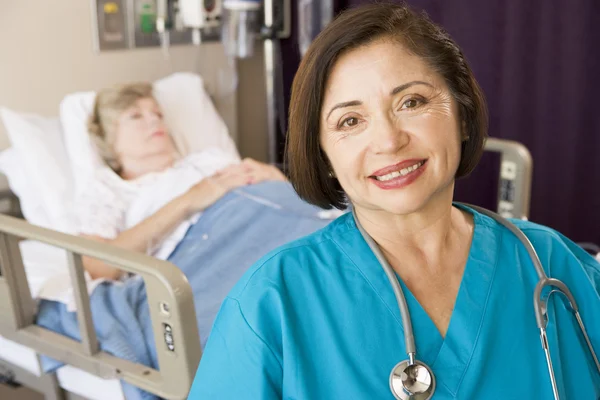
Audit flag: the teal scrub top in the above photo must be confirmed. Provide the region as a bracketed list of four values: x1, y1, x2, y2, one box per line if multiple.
[188, 206, 600, 399]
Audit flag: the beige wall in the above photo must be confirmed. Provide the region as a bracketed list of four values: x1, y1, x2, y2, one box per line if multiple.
[236, 45, 269, 162]
[0, 1, 268, 160]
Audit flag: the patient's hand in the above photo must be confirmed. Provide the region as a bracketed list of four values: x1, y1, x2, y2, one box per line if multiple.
[184, 168, 253, 213]
[239, 158, 288, 184]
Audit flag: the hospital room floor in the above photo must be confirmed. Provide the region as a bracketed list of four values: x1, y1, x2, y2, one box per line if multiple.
[0, 382, 42, 399]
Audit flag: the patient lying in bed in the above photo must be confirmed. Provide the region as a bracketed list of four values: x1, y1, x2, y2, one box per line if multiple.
[35, 82, 337, 400]
[75, 82, 288, 280]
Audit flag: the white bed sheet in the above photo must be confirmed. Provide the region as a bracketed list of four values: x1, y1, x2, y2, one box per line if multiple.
[0, 335, 124, 399]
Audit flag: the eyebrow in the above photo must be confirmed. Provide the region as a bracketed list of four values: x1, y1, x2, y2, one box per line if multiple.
[325, 80, 434, 120]
[390, 80, 434, 95]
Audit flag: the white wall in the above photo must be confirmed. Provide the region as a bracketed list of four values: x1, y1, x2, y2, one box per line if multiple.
[0, 0, 243, 150]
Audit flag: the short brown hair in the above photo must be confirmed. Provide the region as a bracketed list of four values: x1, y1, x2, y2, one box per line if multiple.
[88, 82, 155, 172]
[285, 2, 488, 209]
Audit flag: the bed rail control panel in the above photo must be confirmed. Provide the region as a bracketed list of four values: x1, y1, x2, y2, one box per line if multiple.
[164, 323, 175, 351]
[484, 137, 533, 220]
[498, 161, 518, 217]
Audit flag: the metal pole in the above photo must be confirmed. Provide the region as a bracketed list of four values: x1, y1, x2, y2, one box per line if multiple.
[264, 39, 277, 164]
[263, 0, 277, 164]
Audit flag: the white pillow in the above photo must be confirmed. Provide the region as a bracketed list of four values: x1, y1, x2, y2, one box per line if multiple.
[154, 72, 239, 159]
[58, 90, 98, 197]
[0, 150, 104, 305]
[60, 72, 240, 197]
[0, 147, 51, 227]
[0, 109, 76, 233]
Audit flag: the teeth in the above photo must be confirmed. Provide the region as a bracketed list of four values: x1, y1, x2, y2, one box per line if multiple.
[376, 162, 423, 181]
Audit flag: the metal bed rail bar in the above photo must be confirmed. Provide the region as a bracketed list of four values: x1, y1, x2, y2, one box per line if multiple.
[0, 214, 201, 400]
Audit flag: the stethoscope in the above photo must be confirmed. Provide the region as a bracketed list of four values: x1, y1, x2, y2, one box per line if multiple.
[352, 204, 600, 400]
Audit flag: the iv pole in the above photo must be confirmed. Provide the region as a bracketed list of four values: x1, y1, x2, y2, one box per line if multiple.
[261, 0, 333, 164]
[261, 0, 290, 164]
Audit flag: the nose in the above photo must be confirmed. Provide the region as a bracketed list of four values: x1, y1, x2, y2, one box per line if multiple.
[370, 114, 409, 154]
[146, 112, 161, 127]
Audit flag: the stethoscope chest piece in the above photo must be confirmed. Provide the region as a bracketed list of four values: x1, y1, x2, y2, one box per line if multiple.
[390, 359, 436, 400]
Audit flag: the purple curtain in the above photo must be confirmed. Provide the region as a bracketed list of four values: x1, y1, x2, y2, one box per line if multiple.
[280, 0, 600, 244]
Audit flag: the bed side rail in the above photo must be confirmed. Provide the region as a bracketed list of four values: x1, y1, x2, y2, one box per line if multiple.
[484, 137, 533, 220]
[0, 214, 201, 400]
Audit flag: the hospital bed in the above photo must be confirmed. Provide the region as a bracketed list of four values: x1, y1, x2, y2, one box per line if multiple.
[0, 72, 237, 400]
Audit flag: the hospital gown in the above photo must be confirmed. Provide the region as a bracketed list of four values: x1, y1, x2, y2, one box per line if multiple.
[75, 147, 238, 260]
[188, 204, 600, 399]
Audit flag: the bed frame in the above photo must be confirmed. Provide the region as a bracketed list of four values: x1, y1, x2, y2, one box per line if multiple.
[0, 137, 531, 399]
[0, 216, 201, 399]
[484, 137, 533, 220]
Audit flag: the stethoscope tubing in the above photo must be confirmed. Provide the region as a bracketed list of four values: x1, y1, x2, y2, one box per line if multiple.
[352, 204, 600, 400]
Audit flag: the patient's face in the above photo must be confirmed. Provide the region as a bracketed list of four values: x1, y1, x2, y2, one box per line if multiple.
[112, 97, 176, 165]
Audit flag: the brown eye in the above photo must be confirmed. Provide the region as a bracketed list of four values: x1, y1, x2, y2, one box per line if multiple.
[403, 99, 420, 109]
[342, 117, 359, 127]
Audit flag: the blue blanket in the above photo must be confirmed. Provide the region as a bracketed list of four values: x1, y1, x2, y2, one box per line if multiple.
[36, 181, 338, 399]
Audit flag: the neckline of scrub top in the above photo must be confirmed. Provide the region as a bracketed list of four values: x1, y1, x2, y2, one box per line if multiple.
[337, 203, 501, 396]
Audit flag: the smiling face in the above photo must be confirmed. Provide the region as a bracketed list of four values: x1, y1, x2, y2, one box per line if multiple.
[320, 39, 464, 217]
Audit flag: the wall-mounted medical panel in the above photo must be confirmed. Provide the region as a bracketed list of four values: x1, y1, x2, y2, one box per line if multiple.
[92, 0, 220, 52]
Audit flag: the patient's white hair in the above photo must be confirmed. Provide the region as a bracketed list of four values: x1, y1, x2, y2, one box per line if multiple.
[88, 82, 155, 173]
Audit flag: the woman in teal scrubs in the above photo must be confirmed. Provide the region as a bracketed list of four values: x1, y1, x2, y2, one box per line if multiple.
[188, 3, 600, 399]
